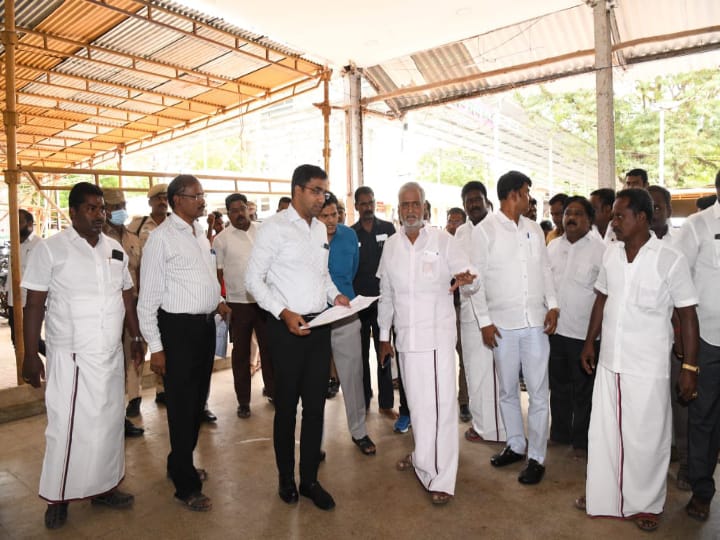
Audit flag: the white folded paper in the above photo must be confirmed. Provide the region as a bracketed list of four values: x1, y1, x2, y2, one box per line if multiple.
[301, 295, 380, 329]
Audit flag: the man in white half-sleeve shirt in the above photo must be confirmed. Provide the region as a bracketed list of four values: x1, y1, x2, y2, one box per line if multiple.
[377, 182, 477, 506]
[138, 175, 230, 512]
[455, 180, 506, 444]
[246, 164, 349, 511]
[213, 192, 273, 419]
[547, 196, 605, 455]
[675, 171, 720, 523]
[22, 182, 143, 530]
[578, 188, 699, 533]
[468, 170, 559, 485]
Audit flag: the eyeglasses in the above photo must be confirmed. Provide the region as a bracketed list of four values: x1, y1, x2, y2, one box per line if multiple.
[178, 192, 206, 201]
[301, 185, 330, 200]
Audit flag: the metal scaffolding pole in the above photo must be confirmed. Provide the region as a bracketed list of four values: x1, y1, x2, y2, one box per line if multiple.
[2, 0, 25, 385]
[592, 0, 617, 189]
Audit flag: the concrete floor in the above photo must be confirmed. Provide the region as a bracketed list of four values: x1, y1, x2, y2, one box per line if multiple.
[0, 366, 719, 539]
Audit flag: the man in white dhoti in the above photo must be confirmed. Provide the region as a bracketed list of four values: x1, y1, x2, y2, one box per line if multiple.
[22, 182, 144, 529]
[578, 188, 699, 533]
[455, 181, 506, 444]
[377, 182, 476, 505]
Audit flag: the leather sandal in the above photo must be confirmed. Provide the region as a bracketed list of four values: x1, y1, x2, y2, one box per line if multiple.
[686, 495, 710, 522]
[352, 435, 376, 456]
[396, 454, 413, 472]
[574, 496, 586, 510]
[175, 492, 212, 512]
[431, 491, 452, 505]
[633, 513, 660, 532]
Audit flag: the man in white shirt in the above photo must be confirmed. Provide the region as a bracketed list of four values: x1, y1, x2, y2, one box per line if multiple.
[378, 182, 477, 506]
[246, 164, 349, 511]
[6, 209, 45, 355]
[22, 182, 143, 529]
[589, 188, 615, 240]
[547, 196, 605, 454]
[213, 193, 272, 418]
[456, 181, 506, 443]
[675, 172, 720, 522]
[138, 175, 230, 512]
[469, 170, 559, 485]
[579, 188, 699, 533]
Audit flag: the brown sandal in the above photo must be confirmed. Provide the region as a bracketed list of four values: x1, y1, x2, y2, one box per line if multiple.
[686, 495, 710, 522]
[175, 492, 212, 512]
[633, 513, 659, 532]
[431, 491, 452, 505]
[396, 454, 413, 472]
[574, 496, 586, 511]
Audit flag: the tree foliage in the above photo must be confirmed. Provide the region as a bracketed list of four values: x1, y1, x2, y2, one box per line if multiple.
[514, 69, 720, 188]
[416, 147, 489, 187]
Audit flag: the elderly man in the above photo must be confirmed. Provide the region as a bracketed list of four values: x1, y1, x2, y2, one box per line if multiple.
[103, 189, 145, 437]
[246, 164, 349, 511]
[138, 175, 231, 512]
[578, 189, 699, 533]
[378, 182, 476, 505]
[22, 182, 143, 529]
[469, 171, 558, 485]
[546, 196, 605, 453]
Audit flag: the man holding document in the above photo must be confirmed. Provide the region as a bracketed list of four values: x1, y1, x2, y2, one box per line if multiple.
[246, 165, 349, 511]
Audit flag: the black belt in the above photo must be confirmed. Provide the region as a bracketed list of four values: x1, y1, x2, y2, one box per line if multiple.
[159, 309, 213, 322]
[302, 312, 322, 322]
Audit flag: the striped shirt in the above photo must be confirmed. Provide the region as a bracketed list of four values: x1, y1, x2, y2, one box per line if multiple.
[138, 213, 222, 353]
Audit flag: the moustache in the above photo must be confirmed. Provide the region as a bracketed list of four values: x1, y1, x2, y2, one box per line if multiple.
[566, 220, 577, 227]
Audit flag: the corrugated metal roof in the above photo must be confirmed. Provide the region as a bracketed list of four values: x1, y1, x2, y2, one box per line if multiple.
[364, 0, 720, 114]
[0, 0, 325, 169]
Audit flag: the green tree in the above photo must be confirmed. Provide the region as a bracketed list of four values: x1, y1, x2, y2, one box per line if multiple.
[416, 147, 489, 187]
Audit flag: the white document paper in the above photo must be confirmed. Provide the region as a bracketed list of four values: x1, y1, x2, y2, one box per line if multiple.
[302, 295, 380, 329]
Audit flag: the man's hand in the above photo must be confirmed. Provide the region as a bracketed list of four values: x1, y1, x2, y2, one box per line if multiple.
[280, 309, 311, 336]
[580, 342, 596, 375]
[22, 353, 45, 388]
[544, 308, 559, 335]
[677, 370, 698, 403]
[150, 351, 167, 377]
[481, 324, 501, 348]
[379, 341, 394, 367]
[217, 302, 232, 318]
[130, 341, 145, 369]
[450, 270, 477, 292]
[333, 294, 351, 307]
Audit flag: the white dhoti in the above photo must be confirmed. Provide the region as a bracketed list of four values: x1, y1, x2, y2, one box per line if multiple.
[399, 340, 458, 495]
[460, 321, 505, 441]
[40, 348, 126, 502]
[586, 365, 671, 517]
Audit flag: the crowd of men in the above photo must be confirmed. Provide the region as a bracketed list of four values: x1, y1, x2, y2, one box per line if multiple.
[10, 164, 720, 533]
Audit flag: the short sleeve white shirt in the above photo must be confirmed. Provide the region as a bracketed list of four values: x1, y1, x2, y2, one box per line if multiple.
[22, 228, 133, 354]
[213, 222, 257, 303]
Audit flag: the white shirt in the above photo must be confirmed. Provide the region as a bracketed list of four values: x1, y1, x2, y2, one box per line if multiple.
[547, 232, 606, 340]
[6, 232, 41, 307]
[22, 228, 133, 354]
[377, 226, 474, 352]
[213, 222, 257, 303]
[245, 204, 339, 319]
[455, 219, 485, 324]
[138, 214, 222, 353]
[673, 200, 720, 346]
[595, 236, 698, 378]
[469, 211, 558, 330]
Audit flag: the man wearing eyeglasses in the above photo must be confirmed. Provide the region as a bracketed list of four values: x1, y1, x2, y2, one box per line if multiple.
[138, 174, 231, 512]
[246, 164, 350, 511]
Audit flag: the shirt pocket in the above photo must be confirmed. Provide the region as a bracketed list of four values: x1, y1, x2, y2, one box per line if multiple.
[421, 250, 439, 280]
[109, 259, 125, 290]
[634, 285, 663, 311]
[528, 232, 543, 259]
[573, 262, 599, 289]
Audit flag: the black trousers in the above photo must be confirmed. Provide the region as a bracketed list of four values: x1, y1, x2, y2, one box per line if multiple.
[159, 309, 215, 499]
[548, 334, 596, 449]
[359, 303, 394, 409]
[688, 338, 720, 503]
[268, 315, 330, 485]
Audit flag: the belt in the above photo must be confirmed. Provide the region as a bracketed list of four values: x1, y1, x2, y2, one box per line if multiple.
[159, 309, 213, 322]
[302, 312, 322, 322]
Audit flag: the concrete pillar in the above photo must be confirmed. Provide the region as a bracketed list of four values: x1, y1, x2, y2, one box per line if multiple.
[343, 65, 364, 223]
[592, 0, 616, 189]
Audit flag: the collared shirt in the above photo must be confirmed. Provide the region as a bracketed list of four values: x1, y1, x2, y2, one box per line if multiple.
[595, 236, 698, 378]
[673, 200, 720, 346]
[377, 226, 473, 352]
[352, 217, 396, 296]
[6, 232, 41, 307]
[455, 219, 484, 323]
[138, 214, 222, 353]
[103, 224, 141, 296]
[22, 228, 133, 354]
[469, 211, 558, 330]
[328, 224, 359, 300]
[128, 213, 168, 249]
[547, 232, 606, 340]
[213, 222, 257, 303]
[245, 204, 339, 319]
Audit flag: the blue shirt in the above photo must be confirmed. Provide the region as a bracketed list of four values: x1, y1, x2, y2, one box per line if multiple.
[328, 224, 359, 300]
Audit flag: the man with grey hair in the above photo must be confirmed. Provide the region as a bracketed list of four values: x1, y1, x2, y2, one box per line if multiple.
[377, 181, 477, 505]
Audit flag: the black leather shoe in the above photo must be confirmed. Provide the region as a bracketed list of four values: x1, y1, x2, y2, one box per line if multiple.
[126, 397, 141, 418]
[44, 503, 68, 529]
[155, 392, 166, 405]
[518, 459, 545, 485]
[124, 418, 144, 438]
[237, 404, 251, 418]
[201, 408, 217, 423]
[299, 481, 335, 510]
[278, 477, 298, 504]
[490, 446, 524, 467]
